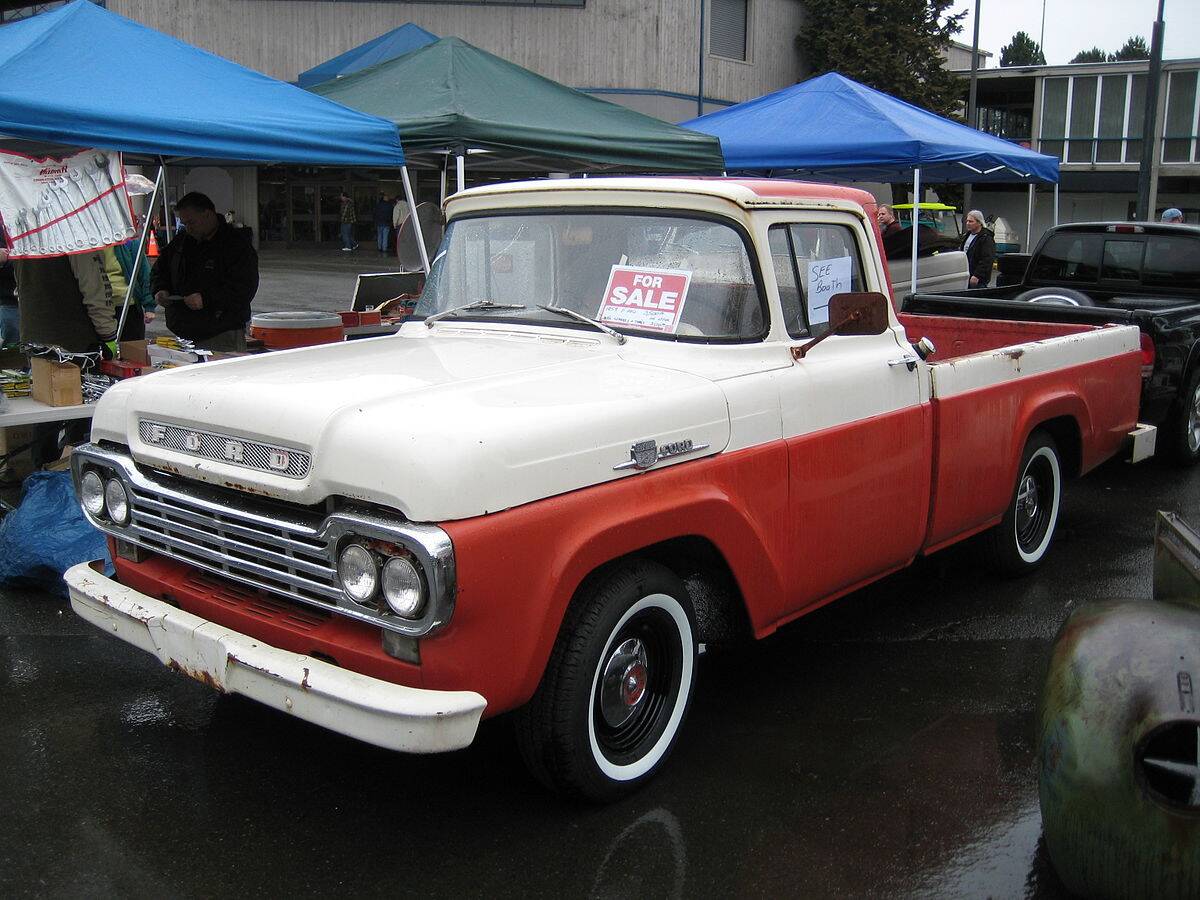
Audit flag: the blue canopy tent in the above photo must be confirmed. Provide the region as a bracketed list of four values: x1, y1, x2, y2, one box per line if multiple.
[297, 23, 438, 89]
[0, 1, 429, 330]
[683, 73, 1061, 278]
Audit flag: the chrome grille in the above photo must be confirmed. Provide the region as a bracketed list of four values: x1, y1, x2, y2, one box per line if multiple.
[138, 420, 311, 479]
[126, 479, 344, 608]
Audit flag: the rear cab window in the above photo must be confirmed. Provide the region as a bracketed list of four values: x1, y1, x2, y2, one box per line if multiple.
[1030, 233, 1103, 284]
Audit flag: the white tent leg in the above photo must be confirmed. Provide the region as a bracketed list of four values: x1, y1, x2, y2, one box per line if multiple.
[115, 164, 164, 343]
[456, 153, 465, 194]
[440, 158, 448, 205]
[1053, 183, 1059, 226]
[401, 165, 430, 274]
[910, 167, 921, 292]
[160, 160, 173, 239]
[1027, 184, 1035, 252]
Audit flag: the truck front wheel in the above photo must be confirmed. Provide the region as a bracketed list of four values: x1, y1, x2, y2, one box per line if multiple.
[516, 561, 697, 802]
[982, 431, 1062, 575]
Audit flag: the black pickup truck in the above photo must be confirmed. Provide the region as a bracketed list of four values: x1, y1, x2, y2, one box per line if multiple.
[906, 222, 1200, 464]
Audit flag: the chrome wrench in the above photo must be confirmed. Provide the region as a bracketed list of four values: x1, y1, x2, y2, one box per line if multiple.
[63, 172, 105, 247]
[45, 183, 86, 250]
[38, 194, 68, 253]
[89, 153, 135, 240]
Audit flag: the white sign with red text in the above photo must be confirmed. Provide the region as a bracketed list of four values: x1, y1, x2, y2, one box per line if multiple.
[597, 265, 691, 333]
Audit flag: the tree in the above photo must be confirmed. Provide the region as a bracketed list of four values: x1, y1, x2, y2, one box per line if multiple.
[1070, 47, 1112, 64]
[1114, 36, 1150, 61]
[795, 0, 966, 118]
[1000, 31, 1046, 67]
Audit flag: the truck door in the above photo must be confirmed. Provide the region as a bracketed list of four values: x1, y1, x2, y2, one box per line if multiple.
[768, 218, 932, 617]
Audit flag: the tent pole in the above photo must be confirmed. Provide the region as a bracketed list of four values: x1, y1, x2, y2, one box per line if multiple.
[440, 156, 448, 205]
[456, 153, 465, 194]
[159, 157, 173, 240]
[115, 163, 164, 345]
[910, 167, 921, 292]
[1027, 184, 1035, 252]
[400, 165, 430, 274]
[1053, 182, 1059, 226]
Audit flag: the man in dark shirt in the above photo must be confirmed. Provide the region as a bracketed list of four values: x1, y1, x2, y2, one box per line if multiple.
[152, 191, 258, 350]
[0, 228, 16, 346]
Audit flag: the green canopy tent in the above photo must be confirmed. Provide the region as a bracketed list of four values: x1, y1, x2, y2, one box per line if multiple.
[310, 37, 725, 192]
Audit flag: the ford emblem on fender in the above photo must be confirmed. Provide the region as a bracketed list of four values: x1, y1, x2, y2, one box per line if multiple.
[613, 437, 710, 471]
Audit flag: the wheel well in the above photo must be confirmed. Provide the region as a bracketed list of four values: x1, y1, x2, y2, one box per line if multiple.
[578, 537, 753, 645]
[1034, 415, 1081, 479]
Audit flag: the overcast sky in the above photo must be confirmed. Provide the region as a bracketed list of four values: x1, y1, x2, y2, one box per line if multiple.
[949, 0, 1200, 66]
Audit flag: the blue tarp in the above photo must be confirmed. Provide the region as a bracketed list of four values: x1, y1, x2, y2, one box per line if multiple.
[297, 23, 438, 89]
[682, 72, 1058, 184]
[0, 1, 405, 166]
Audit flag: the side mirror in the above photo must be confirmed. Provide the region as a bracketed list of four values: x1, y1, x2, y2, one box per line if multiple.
[792, 292, 891, 360]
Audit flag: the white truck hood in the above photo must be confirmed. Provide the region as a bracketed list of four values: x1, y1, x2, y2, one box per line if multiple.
[92, 327, 732, 521]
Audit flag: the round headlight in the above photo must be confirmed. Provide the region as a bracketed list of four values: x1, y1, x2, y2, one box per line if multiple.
[338, 544, 378, 603]
[80, 470, 106, 517]
[382, 556, 426, 618]
[104, 478, 130, 525]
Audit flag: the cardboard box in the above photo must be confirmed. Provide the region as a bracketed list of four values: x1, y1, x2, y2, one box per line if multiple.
[0, 423, 36, 481]
[120, 339, 150, 365]
[31, 357, 83, 407]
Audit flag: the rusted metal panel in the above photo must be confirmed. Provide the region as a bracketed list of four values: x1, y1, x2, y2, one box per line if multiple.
[1154, 510, 1200, 609]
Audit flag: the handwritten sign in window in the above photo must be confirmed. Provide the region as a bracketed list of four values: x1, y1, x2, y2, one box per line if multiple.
[805, 256, 852, 327]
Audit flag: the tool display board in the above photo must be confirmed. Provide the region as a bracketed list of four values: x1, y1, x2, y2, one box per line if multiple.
[0, 148, 134, 258]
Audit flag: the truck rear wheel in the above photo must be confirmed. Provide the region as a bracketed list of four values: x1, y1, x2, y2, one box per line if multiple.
[982, 431, 1062, 576]
[516, 560, 697, 802]
[1165, 365, 1200, 466]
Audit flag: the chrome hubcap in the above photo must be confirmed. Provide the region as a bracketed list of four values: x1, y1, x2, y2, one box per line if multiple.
[1188, 384, 1200, 453]
[1016, 474, 1040, 528]
[600, 638, 649, 728]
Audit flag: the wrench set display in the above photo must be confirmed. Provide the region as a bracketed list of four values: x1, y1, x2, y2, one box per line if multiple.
[1, 149, 135, 258]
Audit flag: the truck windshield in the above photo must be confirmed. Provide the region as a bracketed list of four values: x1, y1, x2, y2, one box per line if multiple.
[416, 212, 764, 340]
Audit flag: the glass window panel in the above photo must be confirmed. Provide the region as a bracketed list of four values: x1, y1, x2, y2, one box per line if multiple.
[786, 223, 865, 335]
[1100, 240, 1144, 281]
[710, 0, 748, 61]
[768, 226, 807, 337]
[1096, 75, 1126, 162]
[1029, 233, 1102, 284]
[1125, 138, 1142, 163]
[1164, 71, 1197, 163]
[1144, 236, 1200, 290]
[1068, 76, 1098, 162]
[1042, 78, 1068, 138]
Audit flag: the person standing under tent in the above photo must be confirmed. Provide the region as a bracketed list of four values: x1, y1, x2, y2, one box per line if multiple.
[373, 193, 395, 255]
[0, 229, 16, 346]
[961, 209, 996, 289]
[391, 192, 410, 257]
[339, 190, 358, 251]
[876, 204, 902, 238]
[152, 191, 258, 352]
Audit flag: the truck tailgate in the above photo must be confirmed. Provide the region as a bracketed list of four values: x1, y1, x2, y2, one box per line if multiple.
[900, 313, 1143, 552]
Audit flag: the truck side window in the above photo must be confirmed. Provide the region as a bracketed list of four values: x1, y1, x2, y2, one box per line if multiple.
[768, 226, 807, 337]
[1144, 236, 1200, 290]
[786, 223, 866, 338]
[1100, 239, 1144, 282]
[1030, 233, 1102, 284]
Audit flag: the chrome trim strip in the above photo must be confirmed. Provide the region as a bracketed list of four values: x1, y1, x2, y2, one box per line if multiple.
[613, 439, 711, 471]
[72, 444, 456, 638]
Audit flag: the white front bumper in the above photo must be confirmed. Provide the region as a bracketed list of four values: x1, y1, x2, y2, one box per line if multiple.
[64, 563, 487, 753]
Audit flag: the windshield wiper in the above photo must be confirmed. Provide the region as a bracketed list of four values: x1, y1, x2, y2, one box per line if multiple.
[536, 304, 626, 345]
[425, 299, 526, 327]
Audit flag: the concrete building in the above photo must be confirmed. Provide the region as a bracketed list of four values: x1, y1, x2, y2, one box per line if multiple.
[2, 0, 810, 247]
[959, 57, 1200, 249]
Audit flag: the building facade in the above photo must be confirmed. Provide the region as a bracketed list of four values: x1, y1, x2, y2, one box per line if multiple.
[962, 57, 1200, 248]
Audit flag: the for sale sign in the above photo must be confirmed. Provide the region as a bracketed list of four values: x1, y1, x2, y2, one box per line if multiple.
[597, 265, 691, 333]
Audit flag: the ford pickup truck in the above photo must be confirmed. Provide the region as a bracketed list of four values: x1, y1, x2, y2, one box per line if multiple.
[907, 222, 1200, 464]
[65, 178, 1151, 801]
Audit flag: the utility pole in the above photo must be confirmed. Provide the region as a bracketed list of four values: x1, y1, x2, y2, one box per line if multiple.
[1039, 0, 1047, 56]
[697, 0, 706, 117]
[964, 0, 982, 211]
[1135, 0, 1166, 221]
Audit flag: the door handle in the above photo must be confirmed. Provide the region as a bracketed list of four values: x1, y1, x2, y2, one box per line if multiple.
[888, 356, 918, 371]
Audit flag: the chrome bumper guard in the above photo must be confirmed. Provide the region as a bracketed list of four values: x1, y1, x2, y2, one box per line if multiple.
[65, 564, 486, 753]
[70, 443, 455, 638]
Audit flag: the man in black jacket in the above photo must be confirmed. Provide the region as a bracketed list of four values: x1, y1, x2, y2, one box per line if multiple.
[961, 209, 997, 288]
[152, 192, 258, 350]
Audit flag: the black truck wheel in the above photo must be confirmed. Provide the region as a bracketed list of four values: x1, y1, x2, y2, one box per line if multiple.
[981, 431, 1062, 575]
[1015, 286, 1095, 306]
[516, 561, 697, 802]
[1165, 365, 1200, 466]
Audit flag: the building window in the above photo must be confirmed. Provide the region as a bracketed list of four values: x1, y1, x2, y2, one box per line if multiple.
[1039, 73, 1149, 165]
[710, 0, 748, 62]
[1163, 70, 1200, 163]
[0, 1, 104, 22]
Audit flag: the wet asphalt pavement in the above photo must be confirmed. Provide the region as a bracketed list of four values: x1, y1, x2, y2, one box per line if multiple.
[3, 423, 1198, 897]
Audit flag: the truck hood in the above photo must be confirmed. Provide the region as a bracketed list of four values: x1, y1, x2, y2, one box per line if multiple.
[93, 327, 732, 521]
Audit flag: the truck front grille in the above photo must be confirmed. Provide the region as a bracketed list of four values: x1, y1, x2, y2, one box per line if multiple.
[126, 479, 344, 607]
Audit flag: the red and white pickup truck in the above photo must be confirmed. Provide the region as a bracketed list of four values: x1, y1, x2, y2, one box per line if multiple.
[66, 178, 1152, 801]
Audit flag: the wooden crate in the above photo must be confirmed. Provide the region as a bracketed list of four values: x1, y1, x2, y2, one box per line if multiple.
[31, 357, 83, 407]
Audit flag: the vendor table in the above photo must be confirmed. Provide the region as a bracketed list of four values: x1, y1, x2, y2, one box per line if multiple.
[0, 397, 94, 427]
